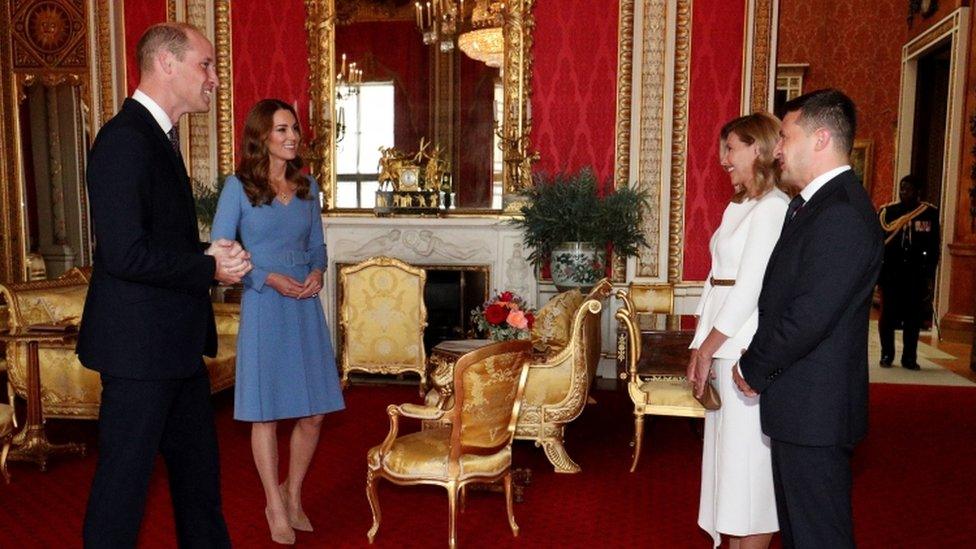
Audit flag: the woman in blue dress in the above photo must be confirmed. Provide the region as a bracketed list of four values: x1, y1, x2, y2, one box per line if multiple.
[212, 99, 344, 545]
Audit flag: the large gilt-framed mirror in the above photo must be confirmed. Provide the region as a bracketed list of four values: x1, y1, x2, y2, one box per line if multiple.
[305, 0, 534, 214]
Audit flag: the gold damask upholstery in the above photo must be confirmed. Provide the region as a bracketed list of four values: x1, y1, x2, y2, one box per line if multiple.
[615, 285, 704, 472]
[0, 271, 239, 420]
[515, 279, 612, 473]
[530, 288, 584, 354]
[339, 257, 427, 391]
[367, 340, 531, 549]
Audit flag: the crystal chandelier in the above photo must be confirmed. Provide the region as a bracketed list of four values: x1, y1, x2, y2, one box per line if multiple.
[415, 0, 505, 66]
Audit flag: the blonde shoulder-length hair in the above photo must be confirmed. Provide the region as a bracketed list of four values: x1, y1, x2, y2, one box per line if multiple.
[720, 112, 784, 202]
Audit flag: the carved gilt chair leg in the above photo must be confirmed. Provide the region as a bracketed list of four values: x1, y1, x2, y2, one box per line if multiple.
[630, 413, 645, 473]
[504, 472, 519, 537]
[0, 441, 10, 484]
[542, 438, 581, 474]
[366, 469, 381, 543]
[447, 481, 459, 549]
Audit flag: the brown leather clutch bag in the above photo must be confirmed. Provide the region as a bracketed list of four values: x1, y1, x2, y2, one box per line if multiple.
[694, 380, 721, 410]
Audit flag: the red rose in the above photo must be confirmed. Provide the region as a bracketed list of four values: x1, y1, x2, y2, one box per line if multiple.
[484, 304, 509, 325]
[498, 291, 514, 302]
[525, 312, 535, 329]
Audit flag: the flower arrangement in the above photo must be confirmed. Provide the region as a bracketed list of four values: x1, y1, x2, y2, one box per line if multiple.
[471, 291, 536, 341]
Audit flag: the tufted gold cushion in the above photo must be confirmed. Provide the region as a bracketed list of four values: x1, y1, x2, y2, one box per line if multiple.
[367, 427, 510, 479]
[342, 264, 424, 368]
[639, 378, 705, 409]
[530, 289, 584, 354]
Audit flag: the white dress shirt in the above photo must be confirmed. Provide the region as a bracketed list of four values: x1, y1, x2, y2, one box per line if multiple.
[691, 188, 790, 359]
[132, 89, 174, 134]
[800, 165, 851, 202]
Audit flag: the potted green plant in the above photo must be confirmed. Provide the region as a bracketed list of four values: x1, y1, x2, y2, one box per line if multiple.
[511, 167, 649, 290]
[192, 174, 228, 236]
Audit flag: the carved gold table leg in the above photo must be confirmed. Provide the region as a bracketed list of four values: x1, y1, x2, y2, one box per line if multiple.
[7, 340, 86, 471]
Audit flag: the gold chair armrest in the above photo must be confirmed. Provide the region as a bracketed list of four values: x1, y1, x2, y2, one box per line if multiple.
[397, 403, 446, 421]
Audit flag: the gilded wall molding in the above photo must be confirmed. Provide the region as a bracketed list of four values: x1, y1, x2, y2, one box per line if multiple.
[0, 4, 25, 282]
[611, 0, 635, 282]
[747, 0, 775, 113]
[305, 0, 337, 209]
[668, 0, 691, 284]
[94, 0, 115, 127]
[215, 0, 234, 176]
[186, 0, 217, 184]
[614, 0, 635, 193]
[634, 0, 667, 279]
[167, 0, 177, 22]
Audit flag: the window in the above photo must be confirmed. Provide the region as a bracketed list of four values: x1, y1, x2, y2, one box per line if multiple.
[335, 82, 395, 209]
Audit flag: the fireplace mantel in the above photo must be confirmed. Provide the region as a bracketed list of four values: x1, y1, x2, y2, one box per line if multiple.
[321, 216, 536, 340]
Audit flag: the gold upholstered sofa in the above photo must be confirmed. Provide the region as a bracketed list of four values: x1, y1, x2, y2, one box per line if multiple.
[515, 279, 611, 473]
[0, 268, 239, 420]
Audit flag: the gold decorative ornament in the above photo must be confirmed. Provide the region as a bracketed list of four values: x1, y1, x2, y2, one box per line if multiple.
[215, 0, 234, 176]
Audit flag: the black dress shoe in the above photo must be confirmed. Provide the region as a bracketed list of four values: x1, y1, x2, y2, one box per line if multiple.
[879, 357, 893, 368]
[901, 361, 920, 371]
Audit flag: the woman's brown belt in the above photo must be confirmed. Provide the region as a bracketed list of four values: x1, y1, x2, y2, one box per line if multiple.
[710, 277, 736, 286]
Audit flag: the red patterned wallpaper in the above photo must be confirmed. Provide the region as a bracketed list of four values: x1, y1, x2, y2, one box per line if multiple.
[778, 0, 907, 207]
[530, 0, 619, 188]
[682, 0, 747, 280]
[122, 0, 166, 96]
[231, 0, 310, 165]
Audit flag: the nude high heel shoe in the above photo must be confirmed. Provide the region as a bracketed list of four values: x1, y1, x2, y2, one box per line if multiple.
[265, 506, 296, 545]
[279, 483, 314, 532]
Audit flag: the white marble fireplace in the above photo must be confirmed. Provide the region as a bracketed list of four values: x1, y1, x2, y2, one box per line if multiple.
[321, 216, 537, 342]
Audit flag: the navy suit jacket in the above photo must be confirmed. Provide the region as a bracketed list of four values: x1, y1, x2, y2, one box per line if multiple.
[740, 169, 882, 446]
[77, 98, 217, 379]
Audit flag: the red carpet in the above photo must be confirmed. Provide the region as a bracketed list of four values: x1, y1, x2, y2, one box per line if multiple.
[2, 383, 975, 548]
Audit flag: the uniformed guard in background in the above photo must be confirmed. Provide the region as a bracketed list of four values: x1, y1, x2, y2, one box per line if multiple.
[877, 175, 940, 370]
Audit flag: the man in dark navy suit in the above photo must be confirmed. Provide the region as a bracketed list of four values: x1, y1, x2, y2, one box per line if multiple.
[78, 22, 250, 548]
[733, 89, 883, 548]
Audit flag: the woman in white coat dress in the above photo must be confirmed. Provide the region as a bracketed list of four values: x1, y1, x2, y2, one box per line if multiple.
[687, 113, 788, 549]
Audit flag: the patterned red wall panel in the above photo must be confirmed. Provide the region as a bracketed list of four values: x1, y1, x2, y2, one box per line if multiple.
[778, 0, 907, 207]
[231, 0, 310, 165]
[530, 0, 619, 188]
[123, 0, 167, 96]
[682, 0, 746, 280]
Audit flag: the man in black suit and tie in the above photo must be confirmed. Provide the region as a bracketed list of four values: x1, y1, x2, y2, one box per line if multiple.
[733, 89, 883, 548]
[78, 22, 249, 548]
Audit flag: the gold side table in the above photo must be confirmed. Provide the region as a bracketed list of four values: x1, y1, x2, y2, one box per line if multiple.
[0, 328, 87, 471]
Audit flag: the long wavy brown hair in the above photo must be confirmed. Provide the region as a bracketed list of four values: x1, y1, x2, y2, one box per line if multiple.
[719, 112, 784, 203]
[237, 99, 309, 206]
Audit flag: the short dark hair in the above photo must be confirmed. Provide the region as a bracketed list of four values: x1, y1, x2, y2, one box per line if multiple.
[782, 88, 857, 155]
[899, 174, 925, 192]
[136, 22, 198, 74]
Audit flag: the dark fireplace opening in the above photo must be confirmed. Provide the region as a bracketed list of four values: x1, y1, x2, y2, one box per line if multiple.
[423, 267, 490, 352]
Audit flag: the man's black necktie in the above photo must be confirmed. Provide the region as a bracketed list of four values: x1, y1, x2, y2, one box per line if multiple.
[784, 194, 805, 226]
[167, 126, 181, 156]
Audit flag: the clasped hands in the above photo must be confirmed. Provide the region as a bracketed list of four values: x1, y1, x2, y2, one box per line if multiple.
[265, 270, 323, 300]
[687, 347, 758, 398]
[207, 239, 252, 285]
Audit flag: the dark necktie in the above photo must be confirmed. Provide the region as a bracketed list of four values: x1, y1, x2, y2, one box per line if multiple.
[167, 126, 181, 156]
[784, 194, 806, 226]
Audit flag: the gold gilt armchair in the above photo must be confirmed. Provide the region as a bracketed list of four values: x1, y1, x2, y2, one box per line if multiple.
[339, 257, 428, 392]
[515, 278, 612, 473]
[0, 268, 239, 421]
[366, 339, 531, 549]
[616, 284, 704, 472]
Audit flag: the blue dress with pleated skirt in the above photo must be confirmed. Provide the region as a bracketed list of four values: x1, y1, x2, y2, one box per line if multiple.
[211, 175, 344, 422]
